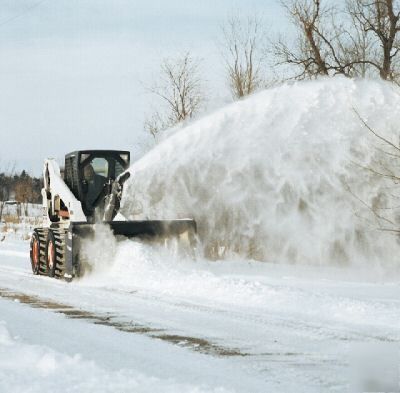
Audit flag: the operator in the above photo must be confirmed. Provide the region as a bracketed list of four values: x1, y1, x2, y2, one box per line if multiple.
[83, 163, 106, 209]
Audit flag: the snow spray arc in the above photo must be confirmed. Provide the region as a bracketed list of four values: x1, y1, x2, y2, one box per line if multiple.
[122, 78, 400, 268]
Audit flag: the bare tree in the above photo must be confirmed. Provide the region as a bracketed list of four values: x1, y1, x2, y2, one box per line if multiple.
[274, 0, 367, 79]
[144, 52, 204, 139]
[348, 0, 400, 82]
[349, 109, 400, 234]
[275, 0, 332, 79]
[0, 174, 9, 222]
[15, 177, 35, 217]
[144, 112, 169, 140]
[220, 14, 266, 99]
[0, 163, 15, 222]
[339, 1, 376, 77]
[269, 0, 400, 82]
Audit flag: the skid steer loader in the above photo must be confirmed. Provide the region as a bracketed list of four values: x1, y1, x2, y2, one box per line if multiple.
[29, 150, 196, 281]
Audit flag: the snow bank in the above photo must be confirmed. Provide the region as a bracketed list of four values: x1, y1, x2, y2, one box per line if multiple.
[0, 321, 231, 393]
[121, 77, 400, 267]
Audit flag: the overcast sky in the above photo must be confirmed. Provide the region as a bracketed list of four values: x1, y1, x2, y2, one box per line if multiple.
[0, 0, 287, 175]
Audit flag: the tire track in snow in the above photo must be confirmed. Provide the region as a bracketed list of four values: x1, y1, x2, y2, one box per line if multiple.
[0, 287, 248, 358]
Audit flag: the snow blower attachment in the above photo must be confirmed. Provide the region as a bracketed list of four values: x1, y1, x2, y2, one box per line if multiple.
[30, 150, 196, 281]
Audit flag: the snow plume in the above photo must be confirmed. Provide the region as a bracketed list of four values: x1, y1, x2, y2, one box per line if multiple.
[121, 77, 400, 268]
[80, 223, 118, 275]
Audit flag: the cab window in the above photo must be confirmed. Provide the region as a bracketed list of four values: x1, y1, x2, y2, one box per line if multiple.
[91, 157, 108, 177]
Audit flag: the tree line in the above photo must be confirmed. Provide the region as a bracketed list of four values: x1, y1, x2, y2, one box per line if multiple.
[0, 169, 42, 220]
[145, 0, 400, 139]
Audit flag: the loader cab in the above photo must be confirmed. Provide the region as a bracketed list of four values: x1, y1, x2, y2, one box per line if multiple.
[64, 150, 130, 219]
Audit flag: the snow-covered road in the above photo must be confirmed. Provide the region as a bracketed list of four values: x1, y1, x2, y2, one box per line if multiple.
[1, 236, 399, 392]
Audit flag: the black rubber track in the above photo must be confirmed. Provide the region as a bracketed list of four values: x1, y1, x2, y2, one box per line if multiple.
[30, 227, 48, 275]
[46, 228, 66, 279]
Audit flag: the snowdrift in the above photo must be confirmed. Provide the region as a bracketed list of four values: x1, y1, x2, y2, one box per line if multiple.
[121, 77, 400, 267]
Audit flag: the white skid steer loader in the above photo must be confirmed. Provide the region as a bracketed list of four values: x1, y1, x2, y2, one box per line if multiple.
[29, 150, 196, 282]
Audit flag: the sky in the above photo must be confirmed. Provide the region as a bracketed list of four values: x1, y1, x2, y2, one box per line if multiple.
[0, 0, 288, 175]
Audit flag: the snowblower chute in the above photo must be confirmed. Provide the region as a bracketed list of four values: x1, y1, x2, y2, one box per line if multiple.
[29, 150, 196, 281]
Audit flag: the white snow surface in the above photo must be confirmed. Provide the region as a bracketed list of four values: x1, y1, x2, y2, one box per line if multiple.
[0, 322, 229, 393]
[122, 77, 400, 269]
[1, 235, 399, 392]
